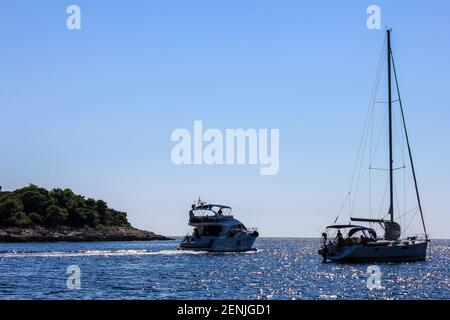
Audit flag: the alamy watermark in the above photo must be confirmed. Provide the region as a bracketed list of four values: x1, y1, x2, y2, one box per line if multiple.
[366, 265, 383, 290]
[366, 5, 381, 30]
[171, 121, 279, 176]
[66, 5, 81, 30]
[66, 265, 81, 289]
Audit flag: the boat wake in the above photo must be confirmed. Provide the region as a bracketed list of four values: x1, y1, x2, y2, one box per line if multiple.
[0, 248, 262, 258]
[0, 249, 207, 258]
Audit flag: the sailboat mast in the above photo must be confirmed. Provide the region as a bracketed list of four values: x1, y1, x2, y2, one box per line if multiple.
[387, 29, 394, 222]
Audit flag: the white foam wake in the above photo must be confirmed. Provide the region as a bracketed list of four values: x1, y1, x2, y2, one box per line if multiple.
[0, 249, 207, 258]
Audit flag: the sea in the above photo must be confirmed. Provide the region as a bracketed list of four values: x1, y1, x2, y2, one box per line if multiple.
[0, 238, 448, 300]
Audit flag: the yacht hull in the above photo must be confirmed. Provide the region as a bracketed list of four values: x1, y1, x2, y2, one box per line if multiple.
[319, 240, 428, 263]
[179, 234, 257, 252]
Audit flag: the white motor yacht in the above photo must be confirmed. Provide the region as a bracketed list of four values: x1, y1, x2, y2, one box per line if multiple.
[178, 198, 259, 252]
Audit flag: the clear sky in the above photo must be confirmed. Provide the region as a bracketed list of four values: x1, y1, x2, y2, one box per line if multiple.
[1, 1, 449, 238]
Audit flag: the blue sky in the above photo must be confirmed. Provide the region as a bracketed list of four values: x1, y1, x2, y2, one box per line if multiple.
[0, 1, 449, 238]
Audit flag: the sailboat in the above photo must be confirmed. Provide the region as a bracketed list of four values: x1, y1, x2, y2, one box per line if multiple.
[318, 29, 429, 262]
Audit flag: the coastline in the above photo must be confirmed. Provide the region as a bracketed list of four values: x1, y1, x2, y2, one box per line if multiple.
[0, 226, 172, 243]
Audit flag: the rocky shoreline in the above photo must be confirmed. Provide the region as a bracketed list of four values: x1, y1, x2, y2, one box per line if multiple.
[0, 226, 172, 242]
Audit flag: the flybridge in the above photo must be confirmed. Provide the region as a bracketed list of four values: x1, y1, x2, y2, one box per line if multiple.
[170, 121, 280, 175]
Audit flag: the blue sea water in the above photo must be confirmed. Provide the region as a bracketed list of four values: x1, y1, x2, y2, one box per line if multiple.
[0, 238, 448, 300]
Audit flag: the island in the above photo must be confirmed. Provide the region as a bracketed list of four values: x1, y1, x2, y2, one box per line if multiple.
[0, 185, 171, 242]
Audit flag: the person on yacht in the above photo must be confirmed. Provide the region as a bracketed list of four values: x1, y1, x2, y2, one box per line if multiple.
[336, 230, 344, 244]
[360, 235, 366, 244]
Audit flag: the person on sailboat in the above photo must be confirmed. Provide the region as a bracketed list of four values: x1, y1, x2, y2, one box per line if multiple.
[321, 233, 328, 262]
[360, 235, 367, 245]
[321, 233, 327, 245]
[336, 230, 343, 243]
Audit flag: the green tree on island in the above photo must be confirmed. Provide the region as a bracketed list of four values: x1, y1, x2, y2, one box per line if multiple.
[0, 185, 130, 229]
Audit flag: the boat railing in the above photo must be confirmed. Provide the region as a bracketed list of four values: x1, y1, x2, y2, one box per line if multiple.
[189, 215, 233, 223]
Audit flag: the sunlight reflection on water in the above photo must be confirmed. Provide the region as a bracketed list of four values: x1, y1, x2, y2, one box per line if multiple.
[0, 239, 448, 300]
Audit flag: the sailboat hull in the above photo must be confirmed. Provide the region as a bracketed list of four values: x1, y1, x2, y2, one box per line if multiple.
[320, 240, 428, 263]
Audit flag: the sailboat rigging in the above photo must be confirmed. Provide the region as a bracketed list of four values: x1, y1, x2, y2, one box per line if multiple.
[318, 29, 429, 263]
